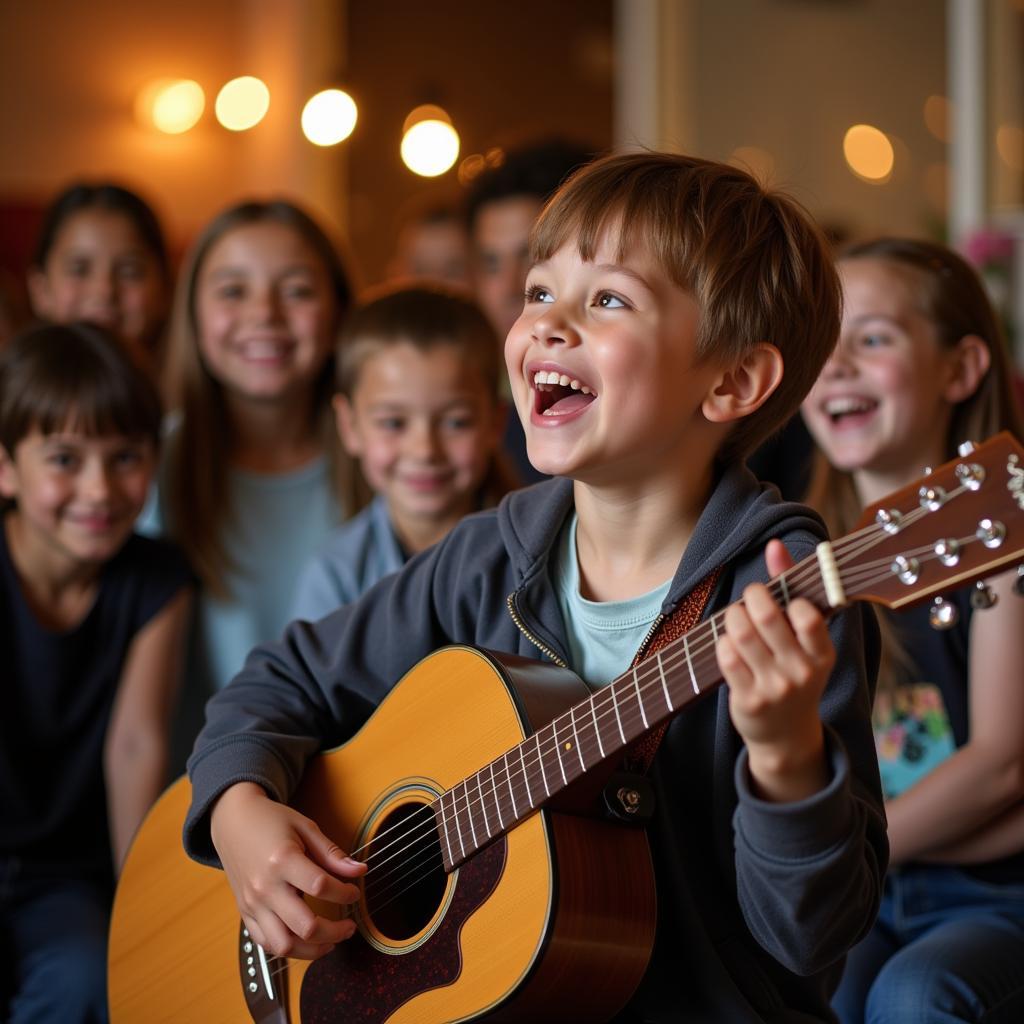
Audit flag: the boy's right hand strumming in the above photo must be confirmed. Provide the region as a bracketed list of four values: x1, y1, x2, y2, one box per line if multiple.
[210, 782, 366, 959]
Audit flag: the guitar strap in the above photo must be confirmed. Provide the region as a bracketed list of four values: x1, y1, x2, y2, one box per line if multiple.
[626, 566, 723, 775]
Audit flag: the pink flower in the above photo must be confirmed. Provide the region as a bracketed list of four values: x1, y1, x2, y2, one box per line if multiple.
[963, 228, 1015, 269]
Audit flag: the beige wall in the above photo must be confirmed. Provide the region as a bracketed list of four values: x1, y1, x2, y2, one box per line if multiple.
[0, 0, 348, 250]
[619, 0, 949, 242]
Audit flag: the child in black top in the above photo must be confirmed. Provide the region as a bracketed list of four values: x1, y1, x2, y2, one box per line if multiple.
[0, 323, 191, 1023]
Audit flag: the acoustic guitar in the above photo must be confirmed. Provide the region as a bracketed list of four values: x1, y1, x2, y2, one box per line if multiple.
[109, 432, 1024, 1023]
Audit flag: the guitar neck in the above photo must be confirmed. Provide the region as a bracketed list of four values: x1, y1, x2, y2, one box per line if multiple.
[435, 432, 1024, 870]
[434, 554, 828, 870]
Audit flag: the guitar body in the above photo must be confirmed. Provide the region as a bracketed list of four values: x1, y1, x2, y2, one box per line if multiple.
[109, 646, 657, 1023]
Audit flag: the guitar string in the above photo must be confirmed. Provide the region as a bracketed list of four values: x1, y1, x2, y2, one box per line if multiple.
[260, 520, 1003, 966]
[303, 474, 979, 880]
[345, 504, 937, 871]
[339, 536, 986, 920]
[348, 511, 982, 880]
[255, 470, 998, 970]
[343, 516, 896, 869]
[352, 530, 993, 911]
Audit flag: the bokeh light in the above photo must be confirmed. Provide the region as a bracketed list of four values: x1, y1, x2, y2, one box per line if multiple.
[301, 89, 358, 146]
[136, 79, 205, 135]
[401, 106, 460, 177]
[215, 76, 270, 132]
[843, 124, 895, 183]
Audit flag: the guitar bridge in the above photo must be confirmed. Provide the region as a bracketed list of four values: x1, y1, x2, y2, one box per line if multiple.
[239, 921, 289, 1023]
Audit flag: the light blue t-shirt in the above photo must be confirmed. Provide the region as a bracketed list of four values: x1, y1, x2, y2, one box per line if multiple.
[291, 495, 407, 622]
[552, 514, 671, 688]
[143, 456, 342, 691]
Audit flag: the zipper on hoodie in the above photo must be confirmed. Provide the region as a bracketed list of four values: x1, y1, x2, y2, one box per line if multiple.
[632, 613, 666, 664]
[505, 592, 568, 668]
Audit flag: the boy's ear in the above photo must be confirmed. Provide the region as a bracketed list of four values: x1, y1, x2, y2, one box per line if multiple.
[943, 334, 991, 405]
[331, 394, 364, 457]
[26, 267, 53, 318]
[702, 343, 784, 425]
[0, 444, 18, 500]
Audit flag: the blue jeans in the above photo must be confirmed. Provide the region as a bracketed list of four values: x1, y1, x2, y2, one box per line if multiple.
[0, 857, 110, 1024]
[832, 864, 1024, 1024]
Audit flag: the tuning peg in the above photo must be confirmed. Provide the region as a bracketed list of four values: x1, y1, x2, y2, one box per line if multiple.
[1014, 566, 1024, 597]
[970, 581, 998, 610]
[928, 596, 959, 630]
[958, 440, 977, 456]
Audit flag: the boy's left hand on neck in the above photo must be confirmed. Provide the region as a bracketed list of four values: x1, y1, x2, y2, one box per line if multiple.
[716, 539, 834, 803]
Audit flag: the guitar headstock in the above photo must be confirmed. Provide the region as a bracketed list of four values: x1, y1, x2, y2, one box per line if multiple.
[842, 431, 1024, 610]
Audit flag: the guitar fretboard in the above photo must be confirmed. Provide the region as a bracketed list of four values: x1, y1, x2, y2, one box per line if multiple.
[432, 563, 827, 872]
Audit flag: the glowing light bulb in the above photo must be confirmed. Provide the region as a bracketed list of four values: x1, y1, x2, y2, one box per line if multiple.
[136, 79, 205, 135]
[215, 76, 270, 131]
[301, 89, 358, 146]
[401, 117, 460, 177]
[843, 124, 894, 183]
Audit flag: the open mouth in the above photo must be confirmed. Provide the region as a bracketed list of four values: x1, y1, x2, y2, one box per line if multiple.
[824, 395, 878, 425]
[532, 369, 597, 417]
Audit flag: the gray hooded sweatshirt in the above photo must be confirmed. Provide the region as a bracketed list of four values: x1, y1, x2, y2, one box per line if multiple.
[185, 466, 886, 1022]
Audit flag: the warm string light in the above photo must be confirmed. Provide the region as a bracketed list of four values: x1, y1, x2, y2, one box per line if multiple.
[401, 104, 460, 177]
[301, 89, 358, 146]
[136, 79, 205, 135]
[843, 124, 895, 183]
[215, 76, 270, 131]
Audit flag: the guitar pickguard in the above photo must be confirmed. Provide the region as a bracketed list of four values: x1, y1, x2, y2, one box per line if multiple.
[299, 837, 508, 1023]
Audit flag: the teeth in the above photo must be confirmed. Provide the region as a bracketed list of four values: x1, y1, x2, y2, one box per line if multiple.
[532, 370, 595, 395]
[825, 396, 875, 416]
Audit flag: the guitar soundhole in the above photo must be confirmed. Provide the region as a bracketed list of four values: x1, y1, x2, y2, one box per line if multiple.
[364, 801, 446, 942]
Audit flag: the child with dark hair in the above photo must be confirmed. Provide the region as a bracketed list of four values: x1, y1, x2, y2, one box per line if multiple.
[0, 323, 191, 1023]
[803, 236, 1024, 1023]
[28, 182, 171, 375]
[292, 284, 515, 620]
[184, 151, 886, 1022]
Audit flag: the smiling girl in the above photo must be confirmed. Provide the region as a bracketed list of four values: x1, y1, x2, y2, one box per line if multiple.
[146, 201, 354, 760]
[28, 183, 171, 377]
[802, 237, 1024, 1023]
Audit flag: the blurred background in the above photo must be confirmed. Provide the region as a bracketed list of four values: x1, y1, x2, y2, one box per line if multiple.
[1, 0, 1021, 351]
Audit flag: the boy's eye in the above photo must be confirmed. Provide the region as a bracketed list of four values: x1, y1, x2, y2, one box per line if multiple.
[525, 285, 553, 304]
[283, 283, 316, 301]
[861, 332, 890, 349]
[215, 283, 246, 300]
[46, 451, 79, 470]
[65, 259, 92, 279]
[442, 414, 475, 432]
[111, 448, 145, 468]
[374, 417, 405, 432]
[596, 291, 627, 309]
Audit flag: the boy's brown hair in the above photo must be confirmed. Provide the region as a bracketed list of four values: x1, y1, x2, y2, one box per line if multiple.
[336, 283, 517, 513]
[337, 284, 502, 399]
[531, 150, 841, 462]
[0, 321, 162, 454]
